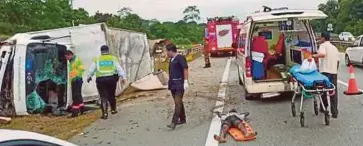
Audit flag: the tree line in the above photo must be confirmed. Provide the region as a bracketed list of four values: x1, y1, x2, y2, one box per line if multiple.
[312, 0, 363, 36]
[0, 0, 205, 45]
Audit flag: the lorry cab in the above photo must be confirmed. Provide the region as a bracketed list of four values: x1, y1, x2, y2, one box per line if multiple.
[0, 35, 73, 115]
[236, 7, 327, 99]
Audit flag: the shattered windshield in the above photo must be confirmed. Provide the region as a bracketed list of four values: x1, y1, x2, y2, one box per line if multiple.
[27, 43, 67, 85]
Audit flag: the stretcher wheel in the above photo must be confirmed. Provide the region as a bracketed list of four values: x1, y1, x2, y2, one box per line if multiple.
[300, 112, 304, 127]
[291, 103, 296, 117]
[314, 100, 319, 116]
[324, 111, 330, 126]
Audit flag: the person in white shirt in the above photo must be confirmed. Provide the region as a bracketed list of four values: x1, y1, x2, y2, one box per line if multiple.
[313, 32, 340, 118]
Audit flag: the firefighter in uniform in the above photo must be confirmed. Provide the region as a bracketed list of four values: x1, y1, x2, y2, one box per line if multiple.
[203, 38, 211, 68]
[64, 50, 85, 117]
[87, 45, 126, 120]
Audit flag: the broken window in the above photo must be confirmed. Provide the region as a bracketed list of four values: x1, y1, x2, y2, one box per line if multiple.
[25, 43, 68, 114]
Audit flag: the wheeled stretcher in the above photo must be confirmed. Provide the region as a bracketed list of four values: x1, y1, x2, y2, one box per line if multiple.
[289, 65, 336, 127]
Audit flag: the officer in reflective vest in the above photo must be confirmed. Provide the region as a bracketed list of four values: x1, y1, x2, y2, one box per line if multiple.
[64, 50, 85, 117]
[87, 45, 126, 120]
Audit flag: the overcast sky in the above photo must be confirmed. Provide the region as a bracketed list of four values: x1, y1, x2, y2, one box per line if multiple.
[73, 0, 328, 22]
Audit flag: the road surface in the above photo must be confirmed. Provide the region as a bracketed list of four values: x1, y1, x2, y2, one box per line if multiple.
[71, 54, 363, 146]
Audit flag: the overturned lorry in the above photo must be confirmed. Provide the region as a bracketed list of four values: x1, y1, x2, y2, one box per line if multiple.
[0, 23, 152, 116]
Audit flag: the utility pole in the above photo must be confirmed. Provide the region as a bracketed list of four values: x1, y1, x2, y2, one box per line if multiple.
[70, 0, 75, 26]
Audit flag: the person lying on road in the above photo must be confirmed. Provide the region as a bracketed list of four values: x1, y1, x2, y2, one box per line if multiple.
[214, 109, 252, 143]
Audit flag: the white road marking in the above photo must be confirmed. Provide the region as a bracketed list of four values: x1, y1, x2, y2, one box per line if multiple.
[338, 80, 363, 92]
[205, 58, 231, 146]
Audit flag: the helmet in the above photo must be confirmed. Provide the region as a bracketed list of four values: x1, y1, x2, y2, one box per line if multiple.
[100, 45, 109, 53]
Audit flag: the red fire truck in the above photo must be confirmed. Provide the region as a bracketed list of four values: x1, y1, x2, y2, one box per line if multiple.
[205, 16, 240, 57]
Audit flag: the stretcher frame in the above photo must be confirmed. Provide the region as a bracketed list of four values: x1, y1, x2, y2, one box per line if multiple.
[290, 77, 336, 127]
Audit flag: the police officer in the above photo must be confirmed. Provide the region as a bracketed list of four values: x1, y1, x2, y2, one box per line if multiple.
[86, 45, 126, 120]
[64, 50, 85, 117]
[203, 38, 211, 68]
[166, 44, 189, 130]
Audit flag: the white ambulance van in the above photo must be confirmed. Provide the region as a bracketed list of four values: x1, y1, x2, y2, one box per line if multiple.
[236, 7, 327, 100]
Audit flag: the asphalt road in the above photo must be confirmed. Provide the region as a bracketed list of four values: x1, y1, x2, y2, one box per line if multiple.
[71, 55, 363, 146]
[222, 54, 363, 146]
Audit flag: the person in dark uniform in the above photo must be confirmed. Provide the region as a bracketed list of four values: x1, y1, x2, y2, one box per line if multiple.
[64, 50, 85, 117]
[166, 44, 189, 130]
[203, 38, 211, 68]
[87, 45, 126, 119]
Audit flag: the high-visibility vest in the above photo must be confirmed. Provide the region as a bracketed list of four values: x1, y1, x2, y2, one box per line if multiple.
[69, 56, 84, 81]
[95, 55, 117, 77]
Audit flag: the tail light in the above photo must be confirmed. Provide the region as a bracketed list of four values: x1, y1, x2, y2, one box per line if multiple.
[246, 57, 252, 77]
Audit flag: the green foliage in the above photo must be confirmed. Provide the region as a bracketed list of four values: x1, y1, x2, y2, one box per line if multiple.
[183, 6, 201, 23]
[313, 0, 363, 36]
[0, 1, 203, 46]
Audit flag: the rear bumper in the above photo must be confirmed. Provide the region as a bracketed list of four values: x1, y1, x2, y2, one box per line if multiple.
[211, 48, 235, 53]
[245, 81, 292, 94]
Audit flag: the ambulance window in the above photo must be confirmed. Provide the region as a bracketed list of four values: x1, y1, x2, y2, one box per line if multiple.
[238, 36, 245, 48]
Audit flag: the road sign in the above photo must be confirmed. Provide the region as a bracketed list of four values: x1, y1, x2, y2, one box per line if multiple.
[327, 23, 333, 32]
[328, 23, 333, 28]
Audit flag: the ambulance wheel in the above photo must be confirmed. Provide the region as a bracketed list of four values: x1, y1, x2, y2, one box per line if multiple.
[324, 111, 330, 126]
[245, 93, 254, 100]
[291, 103, 296, 117]
[300, 112, 305, 127]
[314, 100, 319, 116]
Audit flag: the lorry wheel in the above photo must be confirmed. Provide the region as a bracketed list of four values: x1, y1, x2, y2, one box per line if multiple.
[211, 53, 218, 57]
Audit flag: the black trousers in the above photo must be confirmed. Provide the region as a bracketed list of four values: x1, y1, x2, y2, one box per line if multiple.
[171, 89, 186, 123]
[71, 79, 84, 110]
[96, 75, 118, 114]
[321, 72, 338, 116]
[57, 84, 66, 108]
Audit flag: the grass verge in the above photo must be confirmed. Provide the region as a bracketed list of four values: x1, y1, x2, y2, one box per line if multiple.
[0, 110, 101, 140]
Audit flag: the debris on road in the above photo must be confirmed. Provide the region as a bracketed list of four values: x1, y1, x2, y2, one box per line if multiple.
[0, 116, 11, 124]
[130, 70, 169, 91]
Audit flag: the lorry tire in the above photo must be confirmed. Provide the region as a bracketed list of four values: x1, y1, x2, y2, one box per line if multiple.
[211, 53, 218, 57]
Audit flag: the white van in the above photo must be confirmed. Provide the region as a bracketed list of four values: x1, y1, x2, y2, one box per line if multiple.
[236, 7, 327, 100]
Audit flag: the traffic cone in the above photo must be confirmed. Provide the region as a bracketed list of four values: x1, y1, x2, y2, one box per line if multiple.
[344, 65, 362, 95]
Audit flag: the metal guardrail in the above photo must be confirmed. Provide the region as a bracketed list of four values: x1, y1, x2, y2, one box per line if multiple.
[330, 41, 353, 48]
